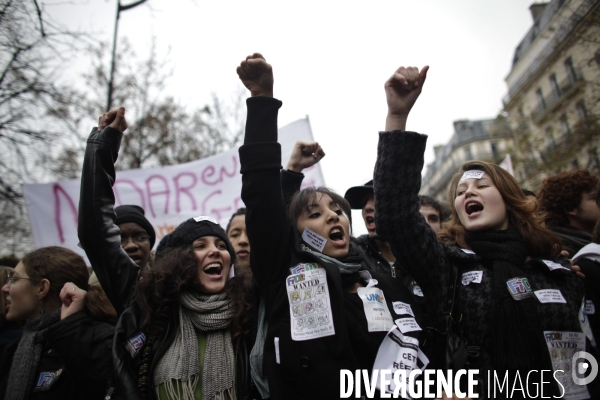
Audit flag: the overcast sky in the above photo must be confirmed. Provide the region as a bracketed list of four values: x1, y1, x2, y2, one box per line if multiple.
[46, 0, 537, 235]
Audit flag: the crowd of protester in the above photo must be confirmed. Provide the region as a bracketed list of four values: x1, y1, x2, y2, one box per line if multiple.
[1, 53, 599, 399]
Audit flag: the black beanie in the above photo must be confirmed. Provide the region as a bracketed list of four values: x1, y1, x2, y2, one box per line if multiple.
[115, 205, 156, 249]
[156, 216, 235, 262]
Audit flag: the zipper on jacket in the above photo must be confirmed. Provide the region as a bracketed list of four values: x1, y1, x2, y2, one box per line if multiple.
[391, 265, 396, 278]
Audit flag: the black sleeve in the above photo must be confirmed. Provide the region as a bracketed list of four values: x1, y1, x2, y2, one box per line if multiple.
[77, 127, 140, 315]
[45, 311, 114, 395]
[373, 130, 452, 322]
[240, 96, 292, 288]
[280, 169, 304, 208]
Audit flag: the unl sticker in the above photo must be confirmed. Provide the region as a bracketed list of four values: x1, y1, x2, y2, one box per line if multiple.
[460, 170, 485, 181]
[125, 331, 146, 358]
[33, 369, 63, 392]
[506, 277, 534, 301]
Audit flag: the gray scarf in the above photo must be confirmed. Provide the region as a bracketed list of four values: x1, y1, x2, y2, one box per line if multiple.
[153, 291, 236, 400]
[5, 310, 61, 400]
[301, 244, 362, 274]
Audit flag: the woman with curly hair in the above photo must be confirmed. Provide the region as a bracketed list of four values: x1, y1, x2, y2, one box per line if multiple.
[373, 64, 595, 398]
[78, 108, 252, 400]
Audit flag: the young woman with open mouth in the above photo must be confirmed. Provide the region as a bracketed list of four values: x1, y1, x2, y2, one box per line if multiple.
[78, 108, 252, 400]
[237, 53, 428, 399]
[373, 65, 596, 398]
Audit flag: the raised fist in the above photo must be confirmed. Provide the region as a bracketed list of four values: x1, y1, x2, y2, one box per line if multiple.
[286, 141, 326, 173]
[236, 53, 274, 98]
[384, 65, 428, 131]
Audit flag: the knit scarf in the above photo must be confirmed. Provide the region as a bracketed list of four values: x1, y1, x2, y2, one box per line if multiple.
[5, 310, 61, 400]
[467, 229, 552, 395]
[153, 292, 236, 400]
[301, 243, 362, 288]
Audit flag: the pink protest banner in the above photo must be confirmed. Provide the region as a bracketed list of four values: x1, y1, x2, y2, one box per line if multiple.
[23, 118, 325, 260]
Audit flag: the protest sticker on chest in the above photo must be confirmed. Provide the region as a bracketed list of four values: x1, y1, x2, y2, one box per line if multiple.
[506, 277, 534, 300]
[542, 259, 570, 272]
[462, 271, 483, 286]
[286, 266, 335, 341]
[392, 301, 415, 317]
[357, 287, 394, 332]
[544, 331, 590, 400]
[372, 326, 429, 397]
[395, 317, 422, 334]
[534, 289, 567, 304]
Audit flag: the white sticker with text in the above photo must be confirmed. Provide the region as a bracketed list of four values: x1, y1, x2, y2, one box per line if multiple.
[413, 285, 423, 297]
[395, 317, 422, 334]
[461, 271, 483, 286]
[392, 301, 415, 317]
[358, 287, 394, 332]
[302, 228, 327, 252]
[460, 170, 485, 181]
[585, 300, 596, 315]
[193, 215, 218, 224]
[542, 260, 570, 272]
[534, 289, 567, 304]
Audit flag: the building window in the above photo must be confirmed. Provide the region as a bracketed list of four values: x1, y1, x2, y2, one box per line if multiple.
[546, 127, 557, 148]
[576, 100, 588, 120]
[549, 74, 561, 98]
[536, 88, 546, 111]
[564, 57, 577, 82]
[464, 146, 473, 160]
[560, 114, 571, 136]
[491, 142, 498, 159]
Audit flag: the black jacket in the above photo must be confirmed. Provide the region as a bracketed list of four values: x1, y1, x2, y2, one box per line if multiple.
[0, 311, 113, 400]
[239, 97, 427, 399]
[373, 130, 595, 397]
[354, 234, 398, 277]
[78, 126, 251, 400]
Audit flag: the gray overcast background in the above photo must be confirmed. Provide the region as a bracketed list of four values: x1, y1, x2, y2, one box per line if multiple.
[46, 0, 536, 236]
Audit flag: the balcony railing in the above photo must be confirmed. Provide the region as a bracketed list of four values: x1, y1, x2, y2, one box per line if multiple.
[530, 70, 585, 124]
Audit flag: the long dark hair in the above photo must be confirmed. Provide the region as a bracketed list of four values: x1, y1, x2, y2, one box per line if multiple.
[135, 245, 251, 339]
[288, 186, 352, 230]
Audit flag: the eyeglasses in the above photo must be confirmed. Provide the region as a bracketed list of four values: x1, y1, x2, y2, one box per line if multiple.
[120, 235, 150, 246]
[4, 271, 36, 287]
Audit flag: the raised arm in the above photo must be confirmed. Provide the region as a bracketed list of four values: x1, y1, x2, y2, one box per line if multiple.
[78, 108, 139, 315]
[373, 66, 450, 301]
[238, 54, 291, 287]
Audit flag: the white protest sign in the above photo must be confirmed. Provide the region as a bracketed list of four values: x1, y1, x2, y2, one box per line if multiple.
[23, 118, 325, 260]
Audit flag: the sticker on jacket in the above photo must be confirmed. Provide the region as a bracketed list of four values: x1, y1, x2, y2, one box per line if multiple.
[395, 317, 422, 334]
[287, 267, 335, 341]
[534, 289, 566, 304]
[371, 326, 429, 397]
[506, 277, 534, 301]
[33, 369, 63, 392]
[392, 301, 415, 317]
[544, 331, 590, 400]
[585, 300, 595, 315]
[462, 271, 483, 286]
[580, 299, 597, 347]
[357, 287, 394, 332]
[460, 248, 476, 255]
[412, 285, 423, 297]
[542, 259, 570, 272]
[289, 263, 319, 275]
[125, 331, 146, 358]
[301, 228, 327, 252]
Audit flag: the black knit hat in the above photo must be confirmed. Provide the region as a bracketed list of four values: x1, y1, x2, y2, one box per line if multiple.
[115, 205, 156, 249]
[156, 216, 235, 262]
[344, 180, 374, 209]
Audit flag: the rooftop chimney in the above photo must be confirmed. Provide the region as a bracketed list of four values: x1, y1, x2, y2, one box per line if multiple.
[529, 3, 548, 22]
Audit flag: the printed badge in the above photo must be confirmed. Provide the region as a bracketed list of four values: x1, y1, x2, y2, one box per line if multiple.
[302, 228, 327, 252]
[125, 331, 146, 358]
[542, 260, 570, 272]
[460, 170, 485, 181]
[372, 326, 429, 396]
[392, 301, 415, 317]
[286, 266, 335, 341]
[33, 369, 63, 392]
[544, 331, 590, 400]
[585, 300, 595, 315]
[395, 317, 422, 334]
[357, 287, 394, 332]
[580, 299, 597, 347]
[506, 277, 534, 300]
[461, 271, 483, 286]
[534, 289, 566, 304]
[289, 263, 320, 275]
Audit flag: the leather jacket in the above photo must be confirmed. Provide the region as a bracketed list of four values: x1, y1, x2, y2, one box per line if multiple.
[78, 126, 251, 400]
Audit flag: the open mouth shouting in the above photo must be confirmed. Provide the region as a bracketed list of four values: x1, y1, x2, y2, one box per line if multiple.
[465, 201, 484, 218]
[365, 215, 376, 231]
[328, 226, 347, 248]
[203, 262, 224, 279]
